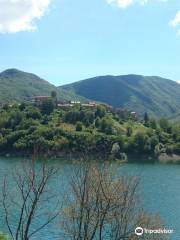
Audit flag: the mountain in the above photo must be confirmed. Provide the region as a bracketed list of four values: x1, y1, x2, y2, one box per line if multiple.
[60, 74, 180, 117]
[0, 69, 85, 103]
[169, 112, 180, 122]
[1, 69, 180, 118]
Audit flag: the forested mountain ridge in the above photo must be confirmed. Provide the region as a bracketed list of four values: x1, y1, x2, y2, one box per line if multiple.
[60, 74, 180, 117]
[1, 69, 180, 118]
[0, 69, 86, 103]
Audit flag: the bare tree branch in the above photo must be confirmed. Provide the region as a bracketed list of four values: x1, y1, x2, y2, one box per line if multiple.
[61, 162, 168, 240]
[1, 159, 60, 240]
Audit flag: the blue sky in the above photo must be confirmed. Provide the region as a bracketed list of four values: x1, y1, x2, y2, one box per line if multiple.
[0, 0, 180, 86]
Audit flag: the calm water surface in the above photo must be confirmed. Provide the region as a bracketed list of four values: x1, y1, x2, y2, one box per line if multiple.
[0, 157, 179, 240]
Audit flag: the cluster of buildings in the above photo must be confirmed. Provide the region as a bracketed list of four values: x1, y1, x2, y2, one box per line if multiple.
[1, 95, 137, 120]
[106, 104, 138, 120]
[30, 95, 97, 109]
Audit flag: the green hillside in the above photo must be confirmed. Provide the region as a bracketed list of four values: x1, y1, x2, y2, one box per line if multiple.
[1, 69, 180, 118]
[0, 69, 85, 103]
[60, 75, 180, 117]
[169, 112, 180, 122]
[0, 102, 179, 160]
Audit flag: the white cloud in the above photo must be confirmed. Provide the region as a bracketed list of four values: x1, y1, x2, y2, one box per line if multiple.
[107, 0, 134, 8]
[0, 0, 51, 33]
[170, 11, 180, 27]
[106, 0, 166, 8]
[170, 11, 180, 35]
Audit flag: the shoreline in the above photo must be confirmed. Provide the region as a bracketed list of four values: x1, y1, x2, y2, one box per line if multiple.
[1, 151, 180, 164]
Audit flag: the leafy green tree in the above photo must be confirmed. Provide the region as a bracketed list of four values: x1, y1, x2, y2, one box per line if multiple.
[65, 110, 80, 123]
[166, 144, 174, 154]
[100, 117, 113, 135]
[19, 102, 26, 111]
[111, 142, 127, 160]
[159, 118, 169, 132]
[159, 131, 170, 144]
[51, 90, 57, 106]
[127, 126, 133, 137]
[41, 99, 54, 115]
[144, 112, 150, 127]
[133, 132, 148, 153]
[51, 90, 57, 99]
[150, 136, 159, 150]
[111, 142, 120, 157]
[154, 143, 166, 156]
[173, 142, 180, 154]
[95, 105, 106, 118]
[2, 104, 9, 111]
[25, 106, 42, 120]
[143, 137, 152, 153]
[95, 134, 113, 155]
[76, 122, 83, 131]
[7, 110, 23, 129]
[83, 111, 95, 126]
[172, 125, 180, 141]
[149, 118, 157, 129]
[95, 117, 101, 128]
[52, 136, 69, 151]
[0, 111, 9, 129]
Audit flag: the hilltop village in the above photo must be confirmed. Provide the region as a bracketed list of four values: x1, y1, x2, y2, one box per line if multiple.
[0, 91, 179, 162]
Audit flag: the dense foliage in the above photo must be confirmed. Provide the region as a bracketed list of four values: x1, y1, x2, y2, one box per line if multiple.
[0, 102, 179, 161]
[61, 74, 180, 117]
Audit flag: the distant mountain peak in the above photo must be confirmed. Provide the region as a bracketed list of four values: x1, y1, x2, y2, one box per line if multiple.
[0, 68, 87, 104]
[0, 69, 41, 80]
[1, 68, 22, 76]
[60, 74, 180, 117]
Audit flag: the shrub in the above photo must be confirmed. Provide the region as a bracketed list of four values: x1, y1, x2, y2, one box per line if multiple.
[76, 122, 83, 131]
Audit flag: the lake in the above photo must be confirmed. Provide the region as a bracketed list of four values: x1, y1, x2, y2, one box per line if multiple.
[0, 157, 179, 240]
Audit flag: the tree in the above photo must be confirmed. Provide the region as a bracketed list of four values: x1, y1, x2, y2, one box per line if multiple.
[95, 117, 101, 128]
[154, 143, 166, 156]
[51, 91, 57, 107]
[65, 110, 80, 124]
[41, 99, 54, 115]
[2, 104, 9, 111]
[19, 103, 26, 111]
[144, 112, 150, 127]
[51, 90, 57, 99]
[2, 160, 59, 240]
[6, 110, 23, 130]
[133, 132, 148, 153]
[150, 136, 159, 151]
[95, 105, 106, 118]
[159, 118, 170, 132]
[25, 106, 42, 120]
[127, 126, 133, 137]
[76, 122, 83, 131]
[61, 163, 166, 240]
[111, 142, 120, 158]
[149, 118, 157, 130]
[100, 117, 113, 135]
[83, 111, 95, 126]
